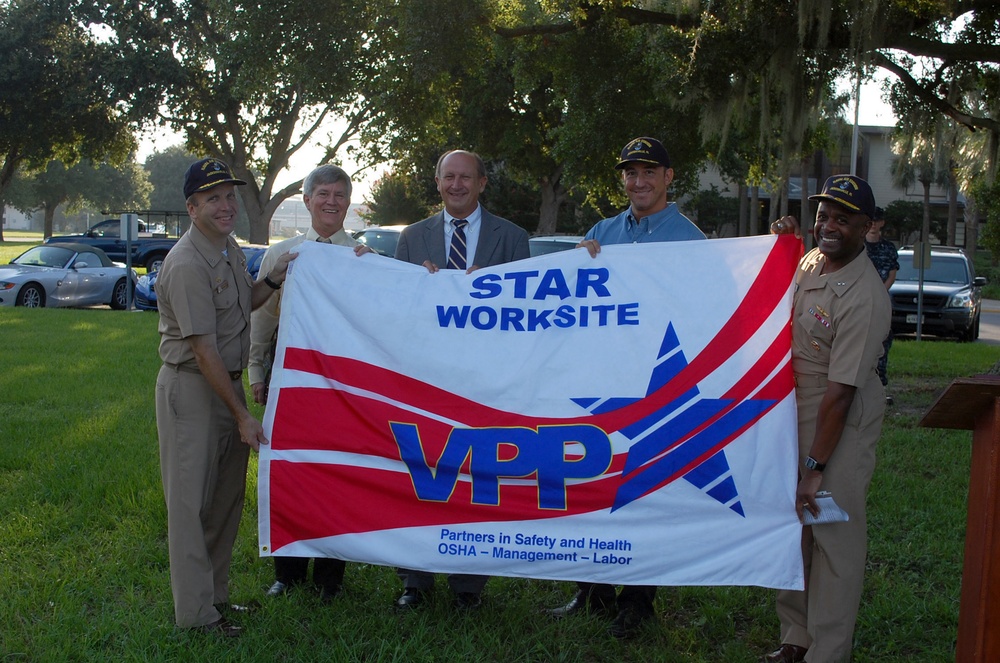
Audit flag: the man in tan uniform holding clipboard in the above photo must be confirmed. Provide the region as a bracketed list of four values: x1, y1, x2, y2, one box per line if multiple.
[766, 175, 891, 663]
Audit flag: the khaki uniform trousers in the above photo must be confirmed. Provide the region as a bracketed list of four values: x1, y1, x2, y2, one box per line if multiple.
[156, 364, 250, 628]
[776, 374, 884, 663]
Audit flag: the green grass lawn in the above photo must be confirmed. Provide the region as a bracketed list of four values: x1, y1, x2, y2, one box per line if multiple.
[0, 308, 995, 661]
[1, 240, 41, 263]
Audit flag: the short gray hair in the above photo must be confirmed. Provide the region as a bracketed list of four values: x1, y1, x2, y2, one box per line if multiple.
[303, 164, 353, 198]
[435, 150, 486, 179]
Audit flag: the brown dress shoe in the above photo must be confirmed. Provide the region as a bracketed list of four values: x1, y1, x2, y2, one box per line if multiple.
[764, 643, 807, 663]
[196, 617, 242, 637]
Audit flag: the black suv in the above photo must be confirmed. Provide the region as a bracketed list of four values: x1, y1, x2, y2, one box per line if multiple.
[888, 246, 987, 342]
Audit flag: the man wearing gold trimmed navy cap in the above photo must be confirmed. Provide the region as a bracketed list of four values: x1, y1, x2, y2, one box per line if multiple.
[765, 174, 890, 663]
[155, 157, 295, 636]
[577, 137, 705, 251]
[549, 137, 705, 639]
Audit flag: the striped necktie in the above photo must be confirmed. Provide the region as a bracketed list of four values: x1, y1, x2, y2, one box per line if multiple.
[447, 219, 469, 270]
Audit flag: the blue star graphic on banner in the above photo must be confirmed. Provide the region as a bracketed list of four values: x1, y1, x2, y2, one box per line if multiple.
[572, 324, 774, 516]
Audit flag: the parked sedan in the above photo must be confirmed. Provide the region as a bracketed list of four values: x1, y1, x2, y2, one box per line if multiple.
[353, 224, 408, 256]
[528, 234, 585, 257]
[135, 245, 267, 311]
[0, 243, 134, 309]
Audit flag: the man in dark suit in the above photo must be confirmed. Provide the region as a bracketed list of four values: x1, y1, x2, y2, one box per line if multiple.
[395, 150, 529, 272]
[393, 149, 529, 609]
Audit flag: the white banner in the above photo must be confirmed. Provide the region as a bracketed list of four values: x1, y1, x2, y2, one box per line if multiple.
[259, 235, 804, 589]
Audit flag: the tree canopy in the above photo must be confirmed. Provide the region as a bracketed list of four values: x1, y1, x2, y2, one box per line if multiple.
[93, 0, 401, 242]
[0, 0, 139, 239]
[8, 0, 995, 247]
[8, 158, 150, 237]
[355, 1, 1000, 234]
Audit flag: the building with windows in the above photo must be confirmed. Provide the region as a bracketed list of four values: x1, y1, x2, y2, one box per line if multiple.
[693, 124, 967, 245]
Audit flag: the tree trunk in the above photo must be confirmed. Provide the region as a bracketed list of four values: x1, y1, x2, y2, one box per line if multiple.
[749, 186, 760, 236]
[43, 203, 57, 239]
[921, 178, 932, 245]
[964, 195, 979, 254]
[800, 166, 812, 251]
[767, 184, 779, 226]
[1, 154, 22, 243]
[778, 177, 789, 219]
[239, 187, 269, 244]
[738, 182, 748, 237]
[947, 166, 958, 246]
[536, 165, 565, 235]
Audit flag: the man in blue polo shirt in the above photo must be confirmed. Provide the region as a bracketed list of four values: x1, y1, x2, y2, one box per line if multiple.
[579, 136, 705, 250]
[548, 136, 706, 638]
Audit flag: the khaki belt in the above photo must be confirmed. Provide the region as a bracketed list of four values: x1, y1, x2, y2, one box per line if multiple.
[793, 374, 828, 388]
[168, 363, 242, 381]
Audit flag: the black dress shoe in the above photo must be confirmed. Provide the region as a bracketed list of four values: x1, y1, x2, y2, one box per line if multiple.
[547, 589, 615, 618]
[764, 643, 808, 663]
[609, 606, 652, 639]
[454, 592, 482, 609]
[196, 617, 242, 637]
[395, 588, 427, 609]
[319, 585, 342, 604]
[265, 581, 290, 597]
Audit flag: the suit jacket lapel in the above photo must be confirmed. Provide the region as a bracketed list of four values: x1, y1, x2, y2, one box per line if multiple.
[423, 212, 447, 267]
[473, 209, 501, 267]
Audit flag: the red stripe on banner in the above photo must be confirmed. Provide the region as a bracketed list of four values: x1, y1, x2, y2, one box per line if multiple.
[613, 365, 797, 507]
[614, 328, 794, 501]
[723, 322, 793, 401]
[268, 236, 800, 548]
[268, 460, 623, 551]
[282, 236, 800, 438]
[269, 380, 631, 467]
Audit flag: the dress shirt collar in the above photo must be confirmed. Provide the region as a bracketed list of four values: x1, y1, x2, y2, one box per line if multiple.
[444, 203, 482, 228]
[306, 226, 351, 244]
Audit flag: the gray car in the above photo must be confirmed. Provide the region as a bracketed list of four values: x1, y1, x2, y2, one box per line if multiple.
[889, 246, 987, 341]
[0, 243, 134, 309]
[353, 225, 409, 256]
[528, 235, 585, 257]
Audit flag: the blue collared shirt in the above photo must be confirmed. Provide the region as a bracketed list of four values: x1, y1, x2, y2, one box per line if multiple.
[584, 203, 705, 245]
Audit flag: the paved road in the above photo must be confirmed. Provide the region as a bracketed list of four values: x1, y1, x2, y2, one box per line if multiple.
[980, 299, 1000, 346]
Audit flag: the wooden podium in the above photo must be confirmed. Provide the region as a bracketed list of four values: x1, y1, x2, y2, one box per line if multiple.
[920, 376, 1000, 663]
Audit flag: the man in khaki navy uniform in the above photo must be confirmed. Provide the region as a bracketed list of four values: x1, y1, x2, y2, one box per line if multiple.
[765, 175, 891, 663]
[249, 164, 369, 603]
[155, 157, 295, 637]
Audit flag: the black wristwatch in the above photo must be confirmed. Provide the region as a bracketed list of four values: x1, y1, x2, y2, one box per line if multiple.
[804, 456, 826, 473]
[263, 274, 281, 290]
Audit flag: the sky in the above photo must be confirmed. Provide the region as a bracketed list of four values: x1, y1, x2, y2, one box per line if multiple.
[842, 74, 898, 127]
